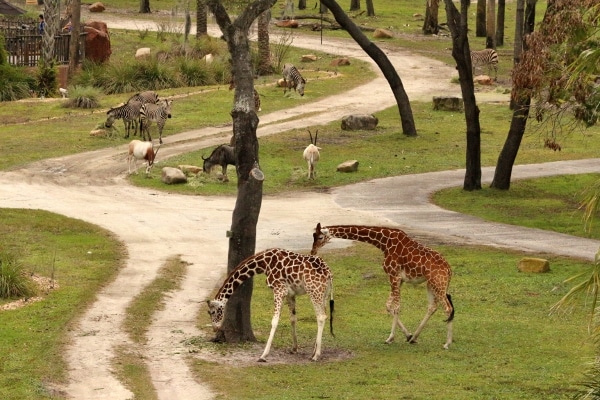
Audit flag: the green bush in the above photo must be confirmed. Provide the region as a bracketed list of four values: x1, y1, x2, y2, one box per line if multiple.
[0, 252, 36, 299]
[36, 60, 58, 98]
[62, 85, 102, 109]
[0, 65, 36, 101]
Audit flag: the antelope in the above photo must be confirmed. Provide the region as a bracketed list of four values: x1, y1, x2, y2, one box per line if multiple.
[303, 129, 321, 180]
[127, 140, 159, 175]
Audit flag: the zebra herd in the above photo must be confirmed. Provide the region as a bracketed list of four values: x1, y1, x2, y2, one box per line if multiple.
[106, 90, 173, 144]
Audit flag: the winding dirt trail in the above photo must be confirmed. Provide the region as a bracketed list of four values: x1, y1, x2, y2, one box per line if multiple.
[4, 11, 598, 400]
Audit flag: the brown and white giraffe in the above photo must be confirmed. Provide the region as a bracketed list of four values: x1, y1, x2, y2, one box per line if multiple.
[311, 223, 454, 349]
[207, 248, 334, 362]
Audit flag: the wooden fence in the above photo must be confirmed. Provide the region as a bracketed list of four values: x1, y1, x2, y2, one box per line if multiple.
[1, 17, 86, 67]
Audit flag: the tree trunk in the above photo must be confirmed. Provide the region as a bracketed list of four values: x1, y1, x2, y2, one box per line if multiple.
[257, 9, 273, 76]
[42, 0, 59, 65]
[349, 0, 360, 11]
[139, 0, 151, 13]
[486, 0, 496, 48]
[196, 0, 208, 38]
[490, 0, 536, 189]
[298, 0, 306, 10]
[366, 0, 375, 16]
[476, 0, 486, 37]
[444, 0, 482, 191]
[422, 0, 440, 35]
[320, 2, 329, 14]
[67, 0, 81, 78]
[320, 0, 417, 136]
[495, 0, 505, 46]
[207, 0, 274, 343]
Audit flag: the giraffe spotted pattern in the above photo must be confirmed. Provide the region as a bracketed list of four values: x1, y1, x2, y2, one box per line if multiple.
[311, 223, 454, 349]
[207, 248, 334, 362]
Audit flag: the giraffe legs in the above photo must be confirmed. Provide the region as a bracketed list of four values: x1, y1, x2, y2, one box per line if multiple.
[310, 305, 327, 361]
[258, 291, 285, 362]
[385, 280, 413, 344]
[287, 296, 298, 353]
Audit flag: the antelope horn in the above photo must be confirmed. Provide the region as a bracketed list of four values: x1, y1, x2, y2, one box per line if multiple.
[308, 129, 314, 145]
[314, 129, 318, 146]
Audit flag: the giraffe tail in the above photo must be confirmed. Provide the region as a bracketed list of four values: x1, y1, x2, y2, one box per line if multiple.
[329, 288, 335, 337]
[445, 294, 455, 322]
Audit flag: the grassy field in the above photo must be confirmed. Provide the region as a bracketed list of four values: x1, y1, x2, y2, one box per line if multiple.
[4, 0, 600, 399]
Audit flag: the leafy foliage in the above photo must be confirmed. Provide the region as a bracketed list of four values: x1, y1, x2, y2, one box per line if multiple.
[36, 60, 57, 98]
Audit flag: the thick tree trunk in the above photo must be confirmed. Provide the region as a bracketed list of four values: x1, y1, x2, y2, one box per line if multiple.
[422, 0, 440, 35]
[139, 0, 151, 14]
[365, 0, 375, 16]
[196, 0, 208, 38]
[320, 0, 417, 136]
[349, 0, 360, 11]
[68, 0, 81, 78]
[495, 0, 505, 46]
[207, 0, 273, 343]
[486, 0, 496, 48]
[298, 0, 306, 10]
[444, 0, 482, 190]
[476, 0, 486, 37]
[257, 9, 273, 76]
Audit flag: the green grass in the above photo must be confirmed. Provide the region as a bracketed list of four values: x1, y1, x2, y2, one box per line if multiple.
[192, 243, 593, 399]
[0, 209, 124, 400]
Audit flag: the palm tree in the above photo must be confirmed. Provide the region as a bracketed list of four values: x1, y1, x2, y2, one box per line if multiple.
[256, 9, 273, 76]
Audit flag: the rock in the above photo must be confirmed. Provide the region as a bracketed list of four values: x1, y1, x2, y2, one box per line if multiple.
[373, 28, 393, 39]
[277, 78, 287, 87]
[135, 47, 150, 59]
[89, 2, 105, 12]
[474, 75, 494, 85]
[301, 54, 318, 62]
[517, 257, 550, 273]
[341, 114, 379, 131]
[89, 129, 107, 137]
[178, 165, 202, 175]
[337, 160, 359, 173]
[432, 96, 464, 112]
[161, 167, 187, 184]
[84, 21, 111, 63]
[202, 53, 214, 64]
[331, 57, 350, 67]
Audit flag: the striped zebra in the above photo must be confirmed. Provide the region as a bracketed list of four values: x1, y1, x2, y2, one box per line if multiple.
[470, 48, 499, 79]
[128, 90, 160, 105]
[106, 100, 143, 138]
[228, 80, 261, 112]
[282, 63, 306, 96]
[140, 99, 173, 144]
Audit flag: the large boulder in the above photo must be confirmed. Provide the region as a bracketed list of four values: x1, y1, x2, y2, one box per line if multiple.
[89, 2, 106, 12]
[161, 167, 188, 184]
[517, 257, 550, 273]
[337, 160, 359, 173]
[433, 96, 463, 112]
[341, 114, 379, 131]
[373, 28, 393, 39]
[135, 47, 151, 59]
[84, 21, 111, 63]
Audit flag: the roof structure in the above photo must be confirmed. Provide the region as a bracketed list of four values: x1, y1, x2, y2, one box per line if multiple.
[0, 0, 26, 15]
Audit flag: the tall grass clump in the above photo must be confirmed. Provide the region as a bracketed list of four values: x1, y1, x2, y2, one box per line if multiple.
[0, 251, 36, 299]
[175, 58, 217, 86]
[0, 65, 33, 101]
[62, 85, 103, 109]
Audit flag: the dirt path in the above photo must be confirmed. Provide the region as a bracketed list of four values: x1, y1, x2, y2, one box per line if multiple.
[7, 11, 597, 400]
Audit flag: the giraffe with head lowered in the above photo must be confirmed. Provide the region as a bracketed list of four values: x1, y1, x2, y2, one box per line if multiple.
[311, 223, 454, 349]
[207, 248, 334, 362]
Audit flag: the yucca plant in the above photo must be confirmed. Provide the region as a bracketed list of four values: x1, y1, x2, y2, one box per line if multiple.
[0, 252, 36, 299]
[62, 85, 102, 109]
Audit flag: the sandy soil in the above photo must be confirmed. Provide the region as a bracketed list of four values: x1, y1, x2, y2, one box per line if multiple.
[6, 10, 586, 400]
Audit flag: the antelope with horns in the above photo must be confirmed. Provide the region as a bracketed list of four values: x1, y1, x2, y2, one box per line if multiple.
[127, 140, 159, 175]
[303, 129, 321, 180]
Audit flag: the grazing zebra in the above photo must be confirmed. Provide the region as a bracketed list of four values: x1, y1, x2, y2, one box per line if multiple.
[228, 80, 261, 112]
[282, 63, 306, 96]
[106, 100, 143, 138]
[140, 99, 173, 144]
[470, 48, 499, 79]
[127, 90, 160, 105]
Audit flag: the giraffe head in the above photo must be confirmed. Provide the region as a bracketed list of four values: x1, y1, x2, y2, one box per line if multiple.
[311, 223, 331, 255]
[206, 299, 226, 331]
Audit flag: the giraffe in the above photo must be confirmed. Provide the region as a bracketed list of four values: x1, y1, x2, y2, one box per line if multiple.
[311, 223, 454, 349]
[206, 248, 334, 362]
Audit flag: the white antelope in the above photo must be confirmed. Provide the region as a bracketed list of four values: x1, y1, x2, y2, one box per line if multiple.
[127, 140, 159, 175]
[303, 129, 321, 180]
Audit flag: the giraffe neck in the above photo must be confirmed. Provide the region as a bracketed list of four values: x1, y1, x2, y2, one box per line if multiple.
[327, 225, 403, 252]
[214, 255, 267, 302]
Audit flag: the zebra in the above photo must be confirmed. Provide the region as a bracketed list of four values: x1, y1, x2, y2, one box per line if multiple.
[105, 100, 143, 138]
[139, 99, 173, 144]
[282, 63, 306, 96]
[228, 80, 261, 112]
[127, 90, 160, 105]
[470, 48, 499, 80]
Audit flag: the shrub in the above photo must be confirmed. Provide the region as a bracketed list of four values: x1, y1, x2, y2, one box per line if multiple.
[36, 60, 58, 98]
[0, 252, 36, 299]
[62, 85, 102, 109]
[0, 65, 36, 101]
